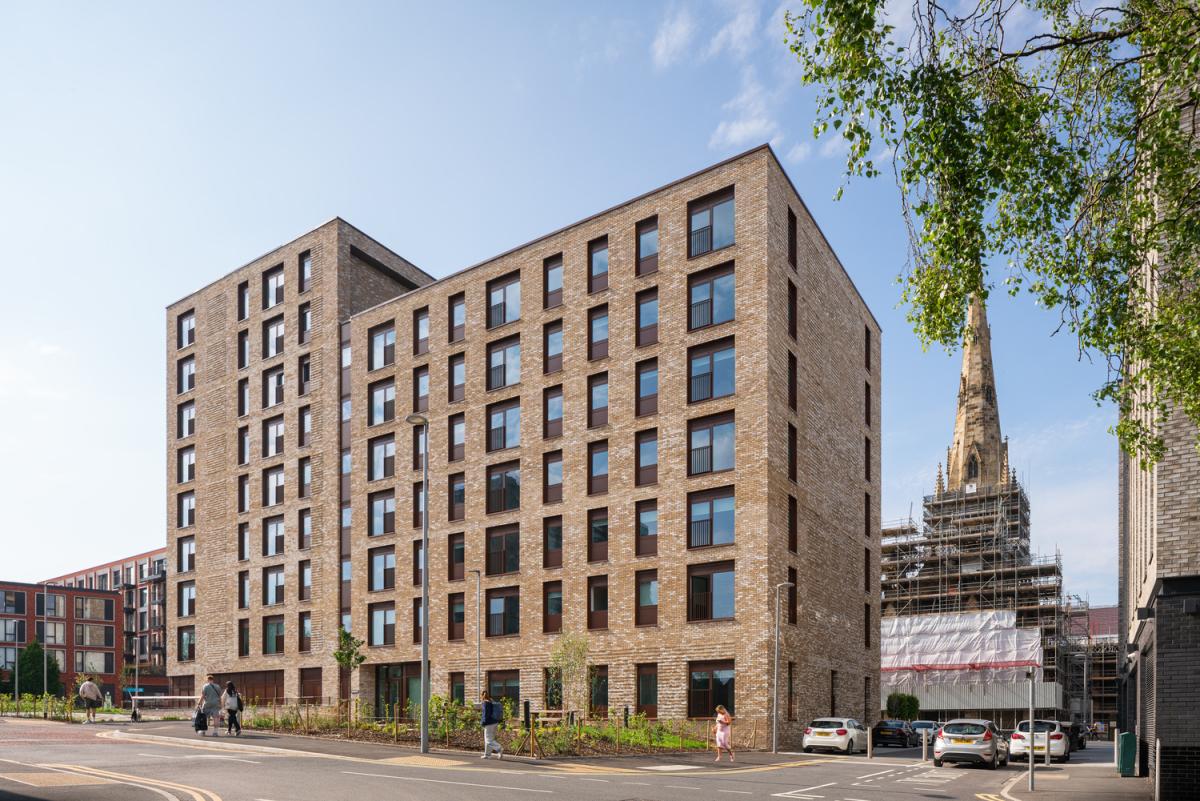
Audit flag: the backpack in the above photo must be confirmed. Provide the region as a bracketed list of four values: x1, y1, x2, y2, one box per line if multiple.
[482, 701, 499, 726]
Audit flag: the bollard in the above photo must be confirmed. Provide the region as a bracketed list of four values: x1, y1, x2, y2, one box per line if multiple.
[624, 705, 629, 728]
[922, 729, 928, 762]
[867, 732, 873, 759]
[1154, 739, 1160, 801]
[1114, 727, 1120, 769]
[1045, 732, 1051, 766]
[523, 700, 530, 731]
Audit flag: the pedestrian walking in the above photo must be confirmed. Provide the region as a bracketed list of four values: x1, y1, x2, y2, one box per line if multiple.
[78, 676, 102, 724]
[221, 681, 242, 736]
[197, 674, 223, 737]
[713, 705, 735, 762]
[478, 691, 503, 759]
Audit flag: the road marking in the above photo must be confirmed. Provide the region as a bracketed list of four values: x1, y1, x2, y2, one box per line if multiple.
[579, 778, 610, 783]
[717, 791, 753, 795]
[793, 784, 836, 793]
[40, 764, 217, 801]
[640, 764, 704, 771]
[856, 768, 896, 778]
[343, 770, 553, 793]
[138, 752, 261, 764]
[0, 772, 113, 787]
[622, 781, 652, 785]
[665, 785, 702, 790]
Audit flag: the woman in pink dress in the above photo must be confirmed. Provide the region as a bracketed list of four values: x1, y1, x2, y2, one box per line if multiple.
[713, 705, 734, 762]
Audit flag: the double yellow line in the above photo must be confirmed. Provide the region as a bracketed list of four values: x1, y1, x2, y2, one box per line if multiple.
[41, 764, 222, 801]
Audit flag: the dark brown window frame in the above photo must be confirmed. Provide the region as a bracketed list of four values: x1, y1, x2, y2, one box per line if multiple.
[788, 280, 797, 340]
[636, 216, 658, 276]
[413, 306, 429, 356]
[636, 663, 658, 718]
[587, 372, 608, 428]
[369, 434, 395, 481]
[486, 271, 521, 329]
[448, 532, 465, 581]
[687, 187, 735, 258]
[587, 440, 608, 496]
[635, 429, 658, 486]
[587, 508, 608, 563]
[788, 424, 798, 482]
[788, 495, 798, 552]
[369, 489, 396, 536]
[412, 365, 429, 413]
[636, 358, 658, 417]
[687, 560, 735, 622]
[636, 287, 658, 347]
[787, 207, 798, 269]
[636, 569, 658, 626]
[448, 353, 465, 403]
[543, 320, 563, 374]
[486, 460, 520, 515]
[369, 544, 396, 591]
[587, 574, 608, 630]
[446, 412, 466, 463]
[587, 305, 609, 361]
[543, 385, 563, 439]
[688, 411, 735, 476]
[368, 601, 395, 646]
[543, 450, 563, 504]
[486, 335, 521, 390]
[543, 516, 563, 569]
[543, 580, 563, 634]
[299, 559, 312, 601]
[587, 237, 609, 294]
[688, 486, 736, 549]
[448, 292, 466, 343]
[788, 566, 798, 624]
[486, 397, 521, 453]
[448, 472, 465, 521]
[688, 262, 736, 331]
[687, 336, 735, 403]
[369, 379, 396, 425]
[448, 592, 465, 641]
[789, 352, 798, 411]
[543, 255, 563, 309]
[369, 323, 396, 371]
[636, 499, 657, 556]
[485, 586, 520, 637]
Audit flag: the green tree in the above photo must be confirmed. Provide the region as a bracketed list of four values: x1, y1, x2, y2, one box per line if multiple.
[785, 0, 1200, 464]
[333, 627, 367, 678]
[0, 639, 63, 697]
[549, 631, 589, 714]
[886, 692, 920, 721]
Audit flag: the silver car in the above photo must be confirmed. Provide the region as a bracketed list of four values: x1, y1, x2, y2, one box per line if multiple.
[933, 718, 1009, 769]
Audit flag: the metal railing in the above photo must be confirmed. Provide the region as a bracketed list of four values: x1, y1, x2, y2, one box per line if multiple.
[690, 446, 712, 475]
[690, 374, 712, 401]
[690, 519, 712, 548]
[690, 226, 712, 256]
[690, 300, 712, 329]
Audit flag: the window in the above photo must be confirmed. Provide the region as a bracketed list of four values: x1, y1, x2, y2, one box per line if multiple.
[788, 281, 797, 340]
[865, 325, 871, 371]
[370, 490, 395, 536]
[261, 615, 285, 654]
[633, 289, 660, 348]
[343, 344, 351, 369]
[369, 380, 395, 425]
[486, 587, 519, 637]
[689, 264, 736, 329]
[637, 664, 658, 717]
[789, 353, 798, 410]
[486, 524, 520, 575]
[298, 354, 311, 396]
[487, 336, 521, 390]
[412, 366, 429, 412]
[176, 309, 195, 347]
[688, 189, 735, 257]
[370, 325, 396, 370]
[263, 466, 285, 506]
[370, 545, 396, 591]
[412, 482, 424, 529]
[237, 426, 249, 465]
[263, 265, 284, 309]
[298, 611, 312, 652]
[688, 660, 735, 718]
[689, 413, 735, 475]
[636, 569, 658, 626]
[299, 560, 312, 601]
[369, 602, 395, 646]
[789, 567, 798, 624]
[830, 670, 838, 715]
[487, 272, 521, 328]
[177, 401, 196, 438]
[486, 460, 520, 519]
[688, 562, 735, 621]
[238, 619, 250, 657]
[178, 446, 196, 483]
[787, 207, 798, 268]
[449, 413, 465, 461]
[966, 452, 977, 481]
[865, 381, 871, 427]
[864, 492, 872, 539]
[448, 353, 465, 402]
[35, 593, 64, 618]
[543, 255, 563, 309]
[543, 516, 563, 569]
[790, 425, 799, 481]
[543, 386, 563, 438]
[178, 626, 196, 661]
[263, 366, 284, 408]
[542, 581, 562, 633]
[587, 575, 608, 629]
[176, 581, 196, 618]
[299, 250, 312, 292]
[543, 451, 563, 503]
[263, 515, 285, 556]
[636, 500, 658, 556]
[590, 665, 609, 715]
[238, 570, 249, 609]
[487, 399, 520, 451]
[788, 496, 798, 552]
[864, 603, 871, 648]
[448, 532, 465, 581]
[587, 372, 608, 428]
[587, 508, 608, 562]
[177, 356, 195, 393]
[636, 217, 658, 275]
[238, 329, 249, 369]
[263, 315, 285, 358]
[342, 448, 351, 478]
[588, 441, 608, 495]
[543, 667, 563, 709]
[588, 305, 608, 360]
[177, 491, 195, 528]
[543, 321, 563, 374]
[488, 670, 520, 708]
[74, 597, 112, 620]
[0, 591, 25, 615]
[636, 359, 658, 416]
[448, 472, 465, 521]
[370, 435, 396, 480]
[450, 672, 465, 705]
[263, 416, 285, 458]
[448, 293, 466, 342]
[263, 566, 285, 606]
[235, 474, 248, 514]
[238, 523, 250, 561]
[689, 487, 735, 548]
[237, 281, 250, 321]
[238, 378, 250, 416]
[413, 307, 429, 355]
[689, 339, 735, 402]
[636, 429, 658, 485]
[448, 593, 465, 641]
[588, 237, 609, 293]
[177, 536, 195, 572]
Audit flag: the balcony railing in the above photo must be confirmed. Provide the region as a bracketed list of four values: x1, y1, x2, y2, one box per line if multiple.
[690, 226, 713, 257]
[690, 373, 712, 401]
[488, 304, 506, 328]
[488, 365, 506, 390]
[689, 300, 712, 329]
[689, 591, 711, 620]
[689, 519, 712, 548]
[690, 446, 712, 475]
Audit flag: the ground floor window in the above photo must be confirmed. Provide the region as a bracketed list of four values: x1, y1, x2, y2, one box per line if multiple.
[590, 665, 608, 717]
[544, 668, 562, 710]
[449, 672, 465, 705]
[636, 663, 658, 718]
[688, 660, 734, 718]
[488, 670, 519, 713]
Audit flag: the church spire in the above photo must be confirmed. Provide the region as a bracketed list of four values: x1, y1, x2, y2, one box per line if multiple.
[945, 295, 1007, 491]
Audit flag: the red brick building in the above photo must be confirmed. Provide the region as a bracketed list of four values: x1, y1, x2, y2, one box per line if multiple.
[0, 580, 124, 701]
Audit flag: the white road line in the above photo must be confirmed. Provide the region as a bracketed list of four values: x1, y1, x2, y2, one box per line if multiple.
[138, 752, 261, 764]
[623, 781, 652, 785]
[794, 784, 836, 793]
[856, 768, 896, 778]
[342, 770, 552, 793]
[579, 778, 609, 783]
[716, 791, 753, 795]
[665, 785, 701, 790]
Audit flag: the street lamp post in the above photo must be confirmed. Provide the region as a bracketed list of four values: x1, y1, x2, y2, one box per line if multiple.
[1028, 669, 1036, 792]
[469, 569, 482, 701]
[773, 581, 794, 754]
[406, 414, 431, 754]
[42, 583, 47, 719]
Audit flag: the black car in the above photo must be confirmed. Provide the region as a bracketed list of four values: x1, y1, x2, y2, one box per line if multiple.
[873, 719, 917, 747]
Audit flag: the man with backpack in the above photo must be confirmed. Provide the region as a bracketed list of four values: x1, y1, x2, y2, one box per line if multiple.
[479, 691, 503, 759]
[196, 675, 222, 737]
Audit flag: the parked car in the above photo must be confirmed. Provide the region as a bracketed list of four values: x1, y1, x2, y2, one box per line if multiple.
[933, 719, 1009, 769]
[802, 717, 869, 754]
[872, 719, 918, 748]
[1009, 719, 1071, 763]
[1067, 722, 1088, 751]
[910, 719, 939, 745]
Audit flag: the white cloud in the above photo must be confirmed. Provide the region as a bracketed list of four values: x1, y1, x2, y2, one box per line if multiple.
[652, 6, 696, 69]
[819, 131, 851, 159]
[708, 0, 760, 60]
[786, 141, 812, 163]
[709, 68, 780, 149]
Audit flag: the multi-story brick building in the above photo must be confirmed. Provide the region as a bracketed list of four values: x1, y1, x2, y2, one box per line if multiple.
[165, 145, 881, 744]
[0, 581, 124, 701]
[44, 548, 170, 697]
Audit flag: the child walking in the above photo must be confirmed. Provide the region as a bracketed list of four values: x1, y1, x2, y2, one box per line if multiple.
[713, 705, 735, 762]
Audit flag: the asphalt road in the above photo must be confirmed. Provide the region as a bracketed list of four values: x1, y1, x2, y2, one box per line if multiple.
[0, 716, 1112, 801]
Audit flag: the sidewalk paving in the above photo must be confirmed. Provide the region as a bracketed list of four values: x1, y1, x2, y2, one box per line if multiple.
[1001, 759, 1152, 801]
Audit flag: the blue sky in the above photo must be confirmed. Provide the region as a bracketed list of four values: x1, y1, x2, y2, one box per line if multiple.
[0, 1, 1116, 603]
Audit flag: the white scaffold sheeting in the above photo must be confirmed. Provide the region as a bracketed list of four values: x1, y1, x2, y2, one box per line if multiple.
[882, 610, 1042, 687]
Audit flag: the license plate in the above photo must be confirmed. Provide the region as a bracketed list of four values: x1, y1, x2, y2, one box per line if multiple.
[952, 738, 974, 744]
[816, 732, 832, 736]
[880, 730, 894, 735]
[1033, 746, 1046, 752]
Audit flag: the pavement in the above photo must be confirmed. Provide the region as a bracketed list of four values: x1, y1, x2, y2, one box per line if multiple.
[0, 716, 1151, 801]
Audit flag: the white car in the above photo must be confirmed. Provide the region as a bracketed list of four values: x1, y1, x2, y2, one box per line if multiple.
[1009, 719, 1071, 763]
[802, 717, 868, 754]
